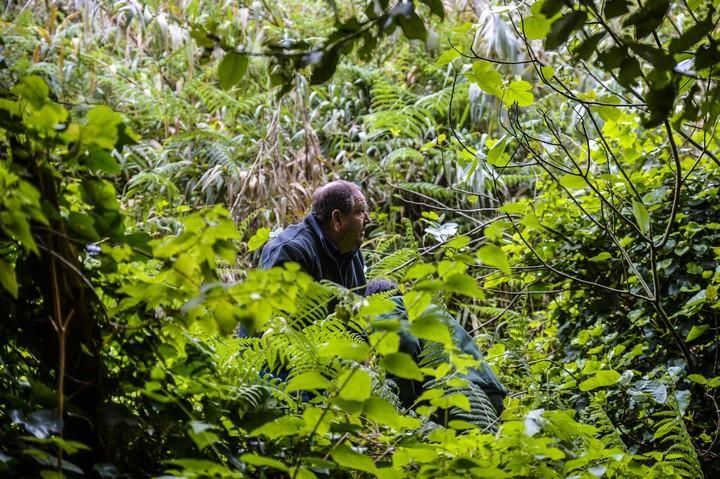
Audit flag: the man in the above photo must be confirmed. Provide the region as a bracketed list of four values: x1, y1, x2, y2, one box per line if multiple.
[259, 180, 370, 293]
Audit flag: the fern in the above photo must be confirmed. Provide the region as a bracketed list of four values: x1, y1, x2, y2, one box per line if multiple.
[651, 399, 703, 478]
[367, 247, 418, 282]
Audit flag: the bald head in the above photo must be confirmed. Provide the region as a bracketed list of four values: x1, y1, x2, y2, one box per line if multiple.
[312, 180, 370, 253]
[311, 180, 362, 225]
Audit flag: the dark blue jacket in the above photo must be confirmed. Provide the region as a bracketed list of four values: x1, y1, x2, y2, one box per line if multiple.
[259, 215, 366, 293]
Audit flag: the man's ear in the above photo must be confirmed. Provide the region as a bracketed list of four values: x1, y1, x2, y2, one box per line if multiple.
[331, 209, 342, 229]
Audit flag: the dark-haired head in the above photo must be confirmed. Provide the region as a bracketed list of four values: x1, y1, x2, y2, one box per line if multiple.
[311, 180, 370, 254]
[311, 180, 359, 225]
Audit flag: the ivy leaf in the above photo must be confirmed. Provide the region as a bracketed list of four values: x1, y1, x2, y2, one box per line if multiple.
[380, 352, 424, 381]
[0, 257, 18, 298]
[631, 199, 650, 234]
[503, 80, 534, 107]
[579, 370, 622, 391]
[466, 60, 503, 99]
[218, 52, 248, 90]
[286, 371, 332, 393]
[476, 244, 511, 274]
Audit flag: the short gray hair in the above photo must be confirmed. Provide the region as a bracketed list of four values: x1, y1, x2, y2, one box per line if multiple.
[311, 180, 360, 225]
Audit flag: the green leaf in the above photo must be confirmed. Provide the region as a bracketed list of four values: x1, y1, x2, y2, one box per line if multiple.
[503, 80, 534, 107]
[523, 15, 551, 40]
[687, 374, 707, 385]
[444, 273, 485, 299]
[370, 331, 400, 355]
[393, 3, 427, 41]
[669, 18, 713, 52]
[218, 52, 249, 90]
[420, 0, 445, 19]
[338, 368, 372, 402]
[403, 291, 432, 322]
[686, 325, 709, 342]
[622, 0, 670, 39]
[241, 454, 288, 471]
[250, 416, 304, 439]
[404, 263, 436, 280]
[286, 371, 332, 392]
[604, 0, 630, 18]
[558, 174, 588, 189]
[476, 244, 511, 275]
[432, 48, 460, 69]
[410, 310, 453, 347]
[579, 370, 622, 391]
[247, 227, 270, 252]
[310, 47, 340, 85]
[85, 106, 123, 149]
[331, 444, 377, 474]
[0, 257, 18, 298]
[545, 11, 587, 50]
[187, 421, 220, 450]
[631, 199, 650, 234]
[380, 352, 424, 381]
[319, 339, 370, 362]
[12, 75, 49, 109]
[589, 252, 612, 262]
[541, 65, 555, 80]
[466, 61, 503, 99]
[84, 147, 121, 174]
[572, 32, 606, 61]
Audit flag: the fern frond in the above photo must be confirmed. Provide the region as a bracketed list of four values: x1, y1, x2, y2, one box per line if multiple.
[368, 247, 418, 282]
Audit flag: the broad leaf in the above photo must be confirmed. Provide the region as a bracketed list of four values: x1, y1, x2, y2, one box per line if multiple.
[218, 52, 248, 90]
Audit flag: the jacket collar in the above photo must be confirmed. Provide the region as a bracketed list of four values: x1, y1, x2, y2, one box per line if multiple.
[305, 214, 357, 265]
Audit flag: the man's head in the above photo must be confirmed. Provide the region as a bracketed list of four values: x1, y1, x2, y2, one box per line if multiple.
[312, 180, 370, 254]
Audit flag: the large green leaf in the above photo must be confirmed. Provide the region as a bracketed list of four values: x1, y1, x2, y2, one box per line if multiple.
[337, 368, 372, 402]
[218, 52, 249, 90]
[380, 352, 424, 381]
[466, 61, 503, 99]
[579, 370, 622, 391]
[503, 80, 534, 107]
[476, 244, 511, 275]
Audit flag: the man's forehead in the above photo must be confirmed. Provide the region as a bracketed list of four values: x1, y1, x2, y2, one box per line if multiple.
[352, 191, 367, 209]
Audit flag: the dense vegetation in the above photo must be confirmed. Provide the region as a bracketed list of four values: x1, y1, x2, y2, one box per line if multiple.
[1, 0, 718, 477]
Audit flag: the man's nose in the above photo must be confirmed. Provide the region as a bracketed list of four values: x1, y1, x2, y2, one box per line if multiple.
[363, 212, 371, 225]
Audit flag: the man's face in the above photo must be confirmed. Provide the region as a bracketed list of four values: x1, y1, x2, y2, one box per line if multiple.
[337, 190, 370, 253]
